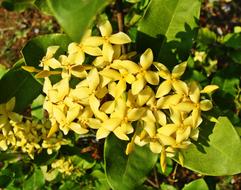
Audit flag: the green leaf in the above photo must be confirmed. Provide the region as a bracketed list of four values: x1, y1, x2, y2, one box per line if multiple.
[104, 134, 158, 190]
[0, 66, 42, 112]
[23, 167, 45, 190]
[160, 183, 177, 190]
[22, 34, 71, 67]
[229, 50, 241, 64]
[47, 0, 112, 42]
[178, 117, 241, 176]
[197, 28, 216, 46]
[31, 95, 45, 120]
[222, 33, 241, 49]
[137, 0, 201, 66]
[0, 65, 8, 79]
[34, 150, 58, 166]
[182, 179, 208, 190]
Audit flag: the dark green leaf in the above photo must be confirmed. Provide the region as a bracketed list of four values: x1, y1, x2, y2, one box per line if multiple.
[222, 33, 241, 49]
[47, 0, 112, 42]
[177, 117, 241, 176]
[1, 0, 34, 11]
[197, 28, 216, 46]
[182, 179, 209, 190]
[23, 167, 45, 190]
[0, 66, 42, 112]
[229, 50, 241, 64]
[34, 150, 58, 166]
[104, 134, 158, 190]
[137, 0, 201, 66]
[22, 34, 71, 67]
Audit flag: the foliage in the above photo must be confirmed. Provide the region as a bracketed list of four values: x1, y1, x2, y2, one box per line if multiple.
[0, 0, 241, 189]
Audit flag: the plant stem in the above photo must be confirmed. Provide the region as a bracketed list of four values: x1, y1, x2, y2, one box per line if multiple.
[115, 0, 126, 54]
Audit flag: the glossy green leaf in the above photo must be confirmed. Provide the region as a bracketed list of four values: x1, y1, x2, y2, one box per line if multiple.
[23, 167, 45, 190]
[104, 134, 158, 190]
[182, 179, 208, 190]
[178, 117, 241, 176]
[0, 66, 42, 112]
[47, 0, 112, 42]
[137, 0, 201, 66]
[22, 34, 71, 67]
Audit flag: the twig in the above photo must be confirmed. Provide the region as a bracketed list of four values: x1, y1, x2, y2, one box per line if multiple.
[154, 166, 160, 187]
[146, 178, 159, 189]
[115, 0, 126, 54]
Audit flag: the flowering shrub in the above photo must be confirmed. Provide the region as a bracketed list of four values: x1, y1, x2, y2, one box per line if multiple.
[0, 0, 241, 189]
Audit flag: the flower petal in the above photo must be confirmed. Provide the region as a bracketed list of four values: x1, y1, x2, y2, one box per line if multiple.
[82, 36, 104, 46]
[140, 48, 153, 69]
[145, 71, 159, 85]
[172, 80, 188, 95]
[171, 62, 187, 78]
[153, 62, 170, 79]
[131, 76, 145, 95]
[113, 127, 129, 141]
[83, 46, 102, 56]
[157, 124, 178, 136]
[102, 42, 114, 62]
[127, 108, 146, 121]
[98, 20, 112, 37]
[201, 85, 219, 94]
[96, 127, 110, 140]
[109, 32, 131, 44]
[87, 68, 99, 91]
[155, 80, 172, 98]
[102, 118, 121, 131]
[200, 100, 213, 111]
[69, 122, 89, 134]
[150, 141, 162, 153]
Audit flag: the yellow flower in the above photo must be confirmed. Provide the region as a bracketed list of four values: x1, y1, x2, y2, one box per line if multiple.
[68, 30, 102, 65]
[86, 20, 131, 62]
[0, 97, 22, 136]
[175, 82, 216, 128]
[155, 62, 188, 97]
[97, 96, 145, 140]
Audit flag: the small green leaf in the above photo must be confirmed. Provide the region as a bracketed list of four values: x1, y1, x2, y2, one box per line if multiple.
[104, 134, 158, 190]
[222, 33, 241, 49]
[47, 0, 112, 42]
[137, 0, 201, 66]
[23, 167, 45, 190]
[0, 66, 42, 112]
[160, 183, 177, 190]
[197, 28, 217, 46]
[182, 179, 209, 190]
[178, 117, 241, 176]
[22, 34, 71, 67]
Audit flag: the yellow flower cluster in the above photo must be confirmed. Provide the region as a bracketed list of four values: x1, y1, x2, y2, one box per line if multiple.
[0, 98, 69, 158]
[51, 157, 74, 176]
[22, 19, 218, 170]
